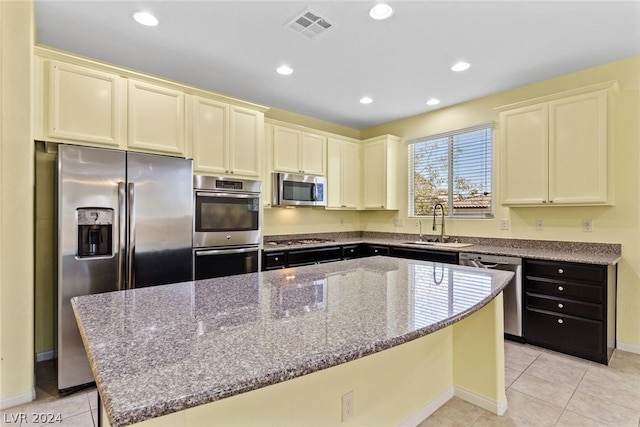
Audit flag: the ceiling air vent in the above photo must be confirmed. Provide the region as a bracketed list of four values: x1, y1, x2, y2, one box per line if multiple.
[286, 9, 334, 39]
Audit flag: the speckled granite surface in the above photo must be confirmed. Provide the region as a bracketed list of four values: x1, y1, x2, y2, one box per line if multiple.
[264, 232, 621, 265]
[72, 257, 513, 427]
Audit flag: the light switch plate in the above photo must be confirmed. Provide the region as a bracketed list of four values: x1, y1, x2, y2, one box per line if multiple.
[536, 219, 544, 231]
[500, 219, 509, 230]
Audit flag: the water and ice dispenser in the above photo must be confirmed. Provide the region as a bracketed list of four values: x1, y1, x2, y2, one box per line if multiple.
[77, 208, 113, 257]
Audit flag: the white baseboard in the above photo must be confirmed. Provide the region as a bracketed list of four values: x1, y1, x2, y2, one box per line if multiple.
[616, 341, 640, 355]
[397, 386, 454, 427]
[455, 385, 508, 416]
[0, 388, 35, 410]
[36, 350, 56, 362]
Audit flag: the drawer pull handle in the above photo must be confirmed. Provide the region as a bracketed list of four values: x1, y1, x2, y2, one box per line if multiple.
[558, 268, 564, 274]
[558, 303, 564, 309]
[558, 286, 564, 291]
[557, 319, 564, 324]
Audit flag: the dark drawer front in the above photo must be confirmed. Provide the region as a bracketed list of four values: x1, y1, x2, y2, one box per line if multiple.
[525, 277, 603, 303]
[524, 259, 606, 284]
[288, 246, 342, 267]
[525, 309, 604, 359]
[389, 247, 459, 264]
[366, 245, 389, 256]
[526, 293, 603, 320]
[342, 244, 364, 260]
[264, 251, 287, 270]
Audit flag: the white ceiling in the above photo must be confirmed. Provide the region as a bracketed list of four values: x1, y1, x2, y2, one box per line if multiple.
[34, 1, 640, 129]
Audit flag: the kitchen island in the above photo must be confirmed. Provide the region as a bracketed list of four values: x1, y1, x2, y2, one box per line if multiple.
[72, 256, 513, 427]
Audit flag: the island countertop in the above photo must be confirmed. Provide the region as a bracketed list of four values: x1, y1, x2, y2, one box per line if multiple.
[72, 256, 513, 427]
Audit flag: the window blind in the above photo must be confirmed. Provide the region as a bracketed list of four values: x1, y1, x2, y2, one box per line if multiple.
[409, 123, 493, 217]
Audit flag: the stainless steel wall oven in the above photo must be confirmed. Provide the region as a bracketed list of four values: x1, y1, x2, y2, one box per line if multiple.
[193, 175, 261, 280]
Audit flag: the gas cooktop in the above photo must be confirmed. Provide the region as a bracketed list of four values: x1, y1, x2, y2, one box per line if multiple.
[264, 238, 336, 246]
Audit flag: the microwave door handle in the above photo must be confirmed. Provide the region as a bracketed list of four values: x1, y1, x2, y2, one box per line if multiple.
[312, 183, 318, 201]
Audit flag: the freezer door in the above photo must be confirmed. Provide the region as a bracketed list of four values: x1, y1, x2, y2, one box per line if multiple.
[58, 144, 126, 391]
[127, 152, 193, 288]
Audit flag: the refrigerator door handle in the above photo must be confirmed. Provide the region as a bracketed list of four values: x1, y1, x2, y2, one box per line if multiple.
[127, 182, 136, 289]
[117, 182, 126, 291]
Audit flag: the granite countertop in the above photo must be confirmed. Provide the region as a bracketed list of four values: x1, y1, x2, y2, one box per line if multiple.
[72, 257, 513, 427]
[262, 233, 622, 265]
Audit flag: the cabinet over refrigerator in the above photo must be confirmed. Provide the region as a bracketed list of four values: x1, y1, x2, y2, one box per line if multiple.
[57, 144, 193, 393]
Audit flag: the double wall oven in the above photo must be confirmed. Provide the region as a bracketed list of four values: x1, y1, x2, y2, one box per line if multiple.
[193, 175, 261, 280]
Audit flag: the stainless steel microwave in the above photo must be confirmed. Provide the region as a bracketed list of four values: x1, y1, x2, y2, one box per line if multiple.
[272, 173, 326, 207]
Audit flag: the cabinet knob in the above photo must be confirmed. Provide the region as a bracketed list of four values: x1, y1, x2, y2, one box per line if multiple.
[542, 200, 547, 203]
[341, 205, 347, 208]
[374, 250, 378, 253]
[558, 286, 564, 291]
[230, 171, 234, 174]
[380, 205, 384, 208]
[225, 170, 229, 173]
[274, 257, 279, 261]
[549, 200, 554, 203]
[350, 249, 354, 253]
[558, 268, 564, 274]
[558, 303, 564, 309]
[557, 319, 564, 324]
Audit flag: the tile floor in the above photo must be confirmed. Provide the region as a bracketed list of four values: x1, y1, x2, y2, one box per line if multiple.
[2, 342, 639, 426]
[1, 360, 97, 427]
[420, 341, 640, 427]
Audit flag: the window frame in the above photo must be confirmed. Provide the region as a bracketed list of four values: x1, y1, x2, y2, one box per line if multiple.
[407, 122, 495, 219]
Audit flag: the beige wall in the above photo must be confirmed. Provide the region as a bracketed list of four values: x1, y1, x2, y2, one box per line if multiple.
[0, 0, 35, 409]
[359, 56, 640, 349]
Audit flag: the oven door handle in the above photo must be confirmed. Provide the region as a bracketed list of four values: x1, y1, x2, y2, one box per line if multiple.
[195, 247, 258, 256]
[196, 191, 257, 199]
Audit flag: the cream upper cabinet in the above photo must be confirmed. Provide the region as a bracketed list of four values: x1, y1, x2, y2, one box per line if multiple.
[500, 84, 614, 206]
[500, 104, 549, 205]
[549, 91, 608, 204]
[362, 135, 400, 210]
[46, 60, 126, 148]
[128, 79, 185, 156]
[190, 96, 263, 177]
[263, 124, 274, 208]
[272, 126, 326, 175]
[327, 138, 360, 209]
[229, 106, 263, 177]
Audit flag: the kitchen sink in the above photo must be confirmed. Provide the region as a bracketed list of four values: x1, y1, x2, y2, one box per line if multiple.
[406, 241, 474, 248]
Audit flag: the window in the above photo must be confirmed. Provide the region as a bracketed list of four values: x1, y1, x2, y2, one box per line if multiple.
[408, 123, 493, 217]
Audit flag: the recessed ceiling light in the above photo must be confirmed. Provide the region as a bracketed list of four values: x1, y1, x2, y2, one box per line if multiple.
[360, 97, 373, 104]
[451, 61, 471, 72]
[132, 11, 158, 27]
[426, 98, 440, 106]
[369, 4, 394, 20]
[276, 65, 293, 75]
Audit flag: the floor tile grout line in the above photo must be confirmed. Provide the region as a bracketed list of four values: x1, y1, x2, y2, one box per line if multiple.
[551, 367, 590, 427]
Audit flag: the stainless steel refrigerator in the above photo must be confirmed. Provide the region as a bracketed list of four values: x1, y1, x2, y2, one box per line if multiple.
[57, 144, 193, 392]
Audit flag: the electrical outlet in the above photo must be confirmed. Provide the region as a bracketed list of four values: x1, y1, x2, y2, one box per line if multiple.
[535, 219, 544, 231]
[500, 219, 509, 230]
[393, 217, 404, 227]
[340, 217, 344, 225]
[582, 219, 593, 232]
[342, 391, 354, 421]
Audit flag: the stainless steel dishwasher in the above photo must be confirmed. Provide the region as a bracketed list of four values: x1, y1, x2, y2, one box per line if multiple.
[459, 253, 523, 341]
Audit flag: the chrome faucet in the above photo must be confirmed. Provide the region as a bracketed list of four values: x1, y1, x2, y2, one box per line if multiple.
[432, 203, 447, 243]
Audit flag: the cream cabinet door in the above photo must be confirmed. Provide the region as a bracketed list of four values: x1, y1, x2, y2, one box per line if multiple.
[229, 106, 262, 177]
[272, 126, 301, 173]
[326, 138, 343, 208]
[549, 91, 608, 204]
[363, 139, 387, 209]
[191, 97, 229, 174]
[300, 132, 326, 175]
[263, 124, 274, 208]
[48, 60, 125, 147]
[341, 141, 360, 208]
[128, 79, 185, 155]
[500, 103, 549, 205]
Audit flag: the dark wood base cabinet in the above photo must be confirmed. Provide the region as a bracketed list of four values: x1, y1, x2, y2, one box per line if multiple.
[523, 259, 617, 364]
